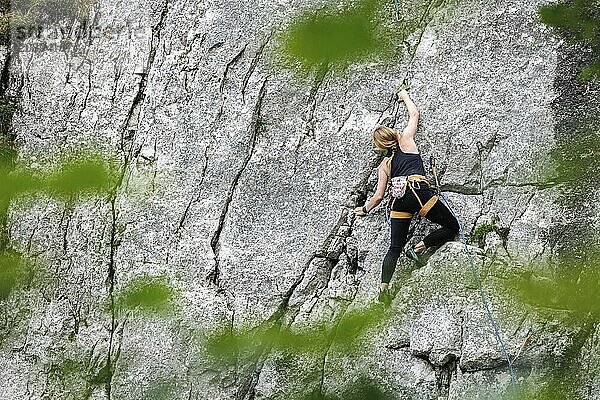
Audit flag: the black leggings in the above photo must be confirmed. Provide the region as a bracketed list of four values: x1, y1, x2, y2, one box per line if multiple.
[382, 185, 459, 283]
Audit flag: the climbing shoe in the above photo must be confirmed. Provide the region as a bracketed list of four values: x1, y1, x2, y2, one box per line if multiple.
[378, 288, 393, 307]
[405, 247, 422, 264]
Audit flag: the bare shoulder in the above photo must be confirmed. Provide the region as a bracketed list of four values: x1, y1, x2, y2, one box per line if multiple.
[379, 157, 392, 175]
[380, 156, 392, 168]
[398, 137, 419, 153]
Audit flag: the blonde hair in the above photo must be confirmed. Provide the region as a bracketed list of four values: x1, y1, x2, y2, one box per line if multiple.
[372, 126, 399, 151]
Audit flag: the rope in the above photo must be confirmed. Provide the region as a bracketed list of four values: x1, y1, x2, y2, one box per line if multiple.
[388, 94, 401, 128]
[379, 101, 519, 388]
[438, 192, 517, 388]
[393, 0, 400, 21]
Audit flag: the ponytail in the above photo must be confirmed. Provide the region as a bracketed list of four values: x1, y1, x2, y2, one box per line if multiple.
[373, 126, 400, 152]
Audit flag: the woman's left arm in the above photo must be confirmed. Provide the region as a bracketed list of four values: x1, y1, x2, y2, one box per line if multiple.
[355, 161, 389, 216]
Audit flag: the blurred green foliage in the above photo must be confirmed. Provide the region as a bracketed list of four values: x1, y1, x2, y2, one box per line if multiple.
[0, 151, 119, 302]
[205, 302, 387, 364]
[0, 151, 118, 203]
[497, 244, 600, 399]
[114, 275, 178, 315]
[538, 0, 600, 82]
[277, 0, 600, 79]
[505, 246, 600, 323]
[510, 379, 582, 400]
[277, 0, 445, 76]
[0, 248, 33, 300]
[203, 303, 396, 399]
[0, 100, 16, 251]
[44, 153, 117, 200]
[279, 0, 383, 73]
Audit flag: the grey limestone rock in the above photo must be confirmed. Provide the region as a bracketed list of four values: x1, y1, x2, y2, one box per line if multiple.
[0, 0, 599, 399]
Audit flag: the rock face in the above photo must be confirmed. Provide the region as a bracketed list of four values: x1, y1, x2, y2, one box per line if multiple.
[1, 0, 599, 399]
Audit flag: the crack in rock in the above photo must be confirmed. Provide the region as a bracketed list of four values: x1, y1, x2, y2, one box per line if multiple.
[121, 0, 169, 152]
[241, 31, 273, 101]
[100, 1, 171, 396]
[234, 149, 385, 398]
[215, 44, 248, 123]
[294, 64, 330, 156]
[207, 78, 268, 287]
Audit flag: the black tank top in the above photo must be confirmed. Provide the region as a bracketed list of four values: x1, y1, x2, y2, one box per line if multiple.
[390, 143, 426, 177]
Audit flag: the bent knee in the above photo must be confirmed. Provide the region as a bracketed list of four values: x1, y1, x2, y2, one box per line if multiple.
[449, 217, 460, 232]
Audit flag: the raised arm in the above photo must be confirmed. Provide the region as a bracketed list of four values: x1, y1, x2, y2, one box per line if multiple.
[398, 90, 419, 150]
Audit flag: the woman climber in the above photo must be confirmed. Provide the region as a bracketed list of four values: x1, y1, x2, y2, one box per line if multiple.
[354, 89, 459, 305]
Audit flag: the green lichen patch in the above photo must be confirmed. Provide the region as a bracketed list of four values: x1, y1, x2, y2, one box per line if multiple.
[298, 376, 395, 400]
[0, 100, 15, 172]
[114, 275, 178, 315]
[140, 379, 179, 400]
[44, 343, 118, 400]
[0, 128, 16, 169]
[545, 124, 600, 189]
[0, 11, 37, 44]
[13, 0, 94, 21]
[0, 101, 15, 134]
[469, 215, 510, 248]
[47, 355, 93, 400]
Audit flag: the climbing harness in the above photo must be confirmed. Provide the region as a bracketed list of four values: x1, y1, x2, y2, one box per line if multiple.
[439, 192, 518, 388]
[386, 174, 438, 224]
[385, 156, 439, 231]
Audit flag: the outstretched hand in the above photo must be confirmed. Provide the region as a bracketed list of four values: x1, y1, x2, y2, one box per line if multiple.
[354, 206, 366, 216]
